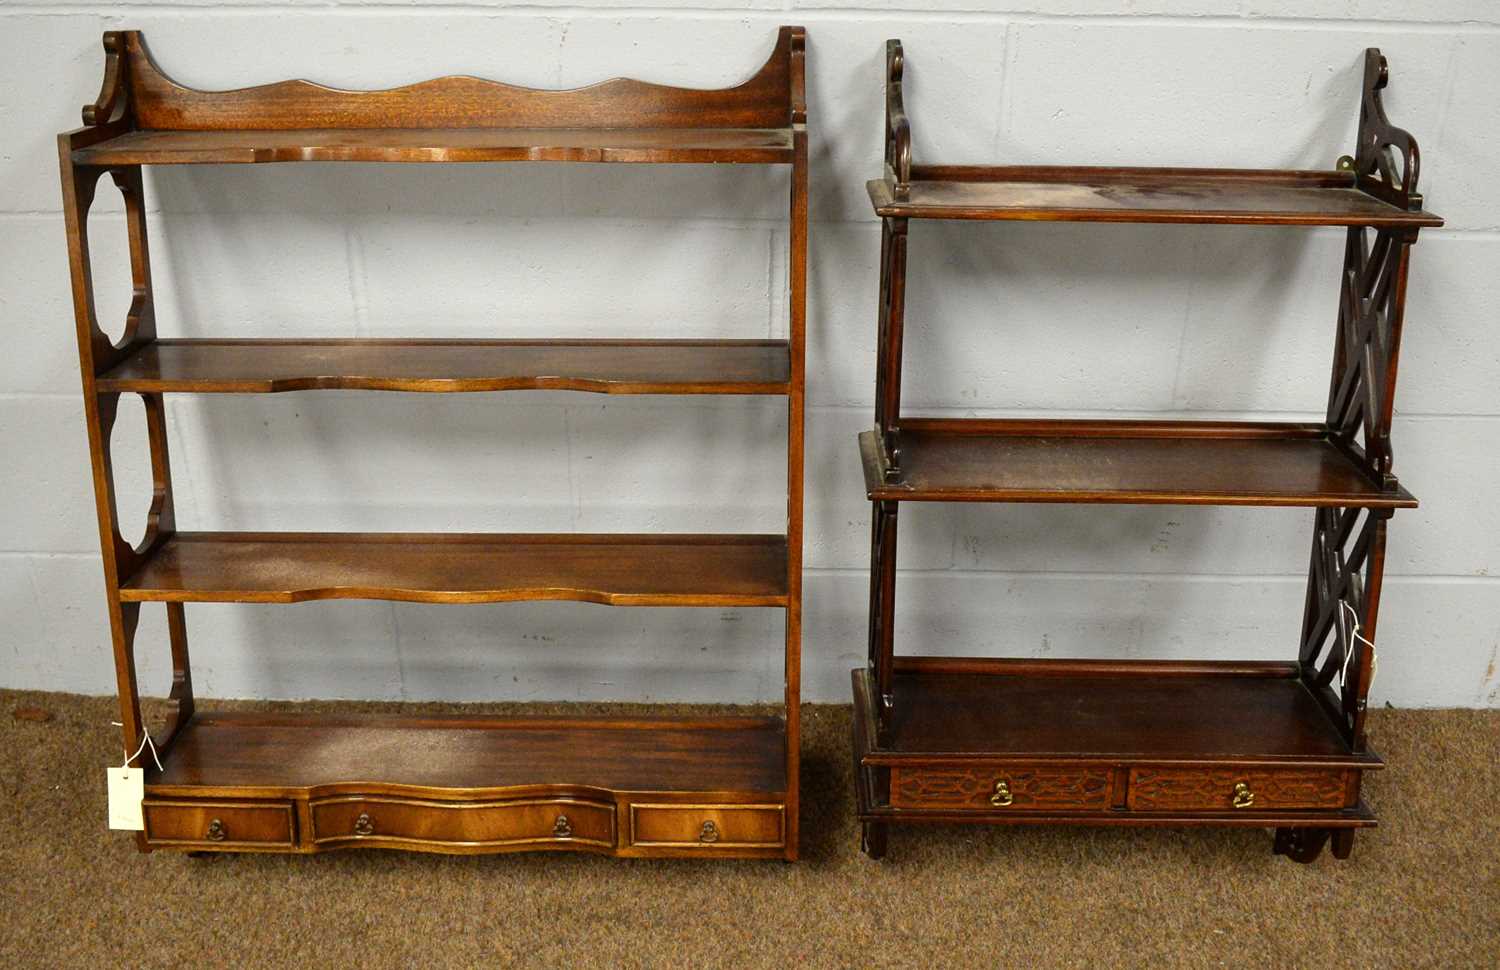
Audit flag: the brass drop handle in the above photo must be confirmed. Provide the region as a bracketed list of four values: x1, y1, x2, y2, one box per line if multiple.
[698, 820, 720, 844]
[989, 780, 1014, 808]
[205, 818, 227, 842]
[353, 812, 375, 836]
[1231, 782, 1255, 809]
[553, 814, 572, 838]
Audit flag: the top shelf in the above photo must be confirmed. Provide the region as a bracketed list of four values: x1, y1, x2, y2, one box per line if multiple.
[873, 41, 1441, 229]
[867, 167, 1443, 228]
[65, 27, 805, 166]
[75, 127, 795, 166]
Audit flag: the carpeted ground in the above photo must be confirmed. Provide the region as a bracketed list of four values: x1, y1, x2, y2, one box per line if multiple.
[0, 689, 1495, 969]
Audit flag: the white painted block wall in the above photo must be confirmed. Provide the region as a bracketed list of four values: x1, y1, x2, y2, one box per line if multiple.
[2, 2, 1496, 708]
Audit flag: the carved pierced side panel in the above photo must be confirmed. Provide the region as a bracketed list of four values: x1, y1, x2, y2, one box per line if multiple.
[1300, 506, 1386, 747]
[1327, 226, 1409, 485]
[1127, 768, 1348, 812]
[890, 765, 1111, 811]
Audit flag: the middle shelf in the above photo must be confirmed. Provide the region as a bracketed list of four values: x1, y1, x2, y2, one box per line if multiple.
[861, 418, 1416, 508]
[98, 338, 792, 395]
[119, 532, 789, 606]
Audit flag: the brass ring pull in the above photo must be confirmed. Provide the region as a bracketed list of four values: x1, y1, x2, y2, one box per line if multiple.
[1231, 782, 1255, 809]
[698, 820, 720, 844]
[205, 818, 227, 842]
[989, 780, 1014, 808]
[553, 814, 572, 838]
[353, 812, 375, 836]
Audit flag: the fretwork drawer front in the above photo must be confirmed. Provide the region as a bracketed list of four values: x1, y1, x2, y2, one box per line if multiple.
[310, 796, 615, 849]
[628, 803, 785, 849]
[143, 799, 295, 848]
[889, 765, 1112, 812]
[1126, 768, 1349, 812]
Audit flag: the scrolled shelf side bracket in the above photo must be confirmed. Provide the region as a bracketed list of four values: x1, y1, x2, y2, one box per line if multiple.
[884, 39, 912, 199]
[1350, 48, 1423, 212]
[82, 31, 132, 128]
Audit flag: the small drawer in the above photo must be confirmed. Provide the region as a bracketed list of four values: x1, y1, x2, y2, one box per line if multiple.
[1127, 767, 1350, 812]
[889, 764, 1112, 812]
[629, 803, 785, 849]
[310, 796, 615, 849]
[143, 800, 295, 848]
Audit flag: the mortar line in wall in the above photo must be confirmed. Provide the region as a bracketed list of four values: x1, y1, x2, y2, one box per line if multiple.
[4, 393, 1498, 422]
[388, 603, 409, 702]
[2, 392, 1496, 421]
[5, 7, 1499, 31]
[768, 226, 780, 339]
[4, 211, 1500, 238]
[801, 401, 1500, 420]
[0, 551, 1489, 584]
[345, 225, 369, 338]
[164, 397, 201, 534]
[801, 565, 1500, 584]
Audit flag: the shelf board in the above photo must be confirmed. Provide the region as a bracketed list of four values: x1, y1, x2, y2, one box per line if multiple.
[97, 338, 792, 395]
[148, 710, 787, 797]
[855, 659, 1376, 767]
[120, 532, 789, 606]
[860, 420, 1416, 508]
[867, 168, 1443, 227]
[73, 127, 795, 166]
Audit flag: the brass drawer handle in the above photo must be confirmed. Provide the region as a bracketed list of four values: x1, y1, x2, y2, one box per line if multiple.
[989, 780, 1014, 808]
[353, 812, 375, 836]
[698, 820, 720, 844]
[205, 818, 227, 842]
[1231, 782, 1255, 809]
[553, 814, 572, 838]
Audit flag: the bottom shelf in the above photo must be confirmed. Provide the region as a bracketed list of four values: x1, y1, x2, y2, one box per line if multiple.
[852, 660, 1379, 859]
[141, 711, 790, 858]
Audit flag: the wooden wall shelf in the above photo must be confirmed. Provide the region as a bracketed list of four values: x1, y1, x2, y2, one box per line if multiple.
[858, 420, 1416, 507]
[867, 166, 1442, 227]
[855, 41, 1438, 864]
[60, 27, 808, 860]
[73, 126, 797, 166]
[119, 532, 790, 606]
[98, 339, 793, 395]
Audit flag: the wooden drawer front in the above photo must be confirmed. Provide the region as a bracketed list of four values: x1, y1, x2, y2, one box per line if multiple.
[143, 800, 295, 848]
[890, 765, 1111, 812]
[1127, 768, 1349, 812]
[629, 803, 785, 849]
[311, 796, 615, 849]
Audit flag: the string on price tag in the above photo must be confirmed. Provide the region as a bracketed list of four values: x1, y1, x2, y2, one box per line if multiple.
[106, 723, 161, 831]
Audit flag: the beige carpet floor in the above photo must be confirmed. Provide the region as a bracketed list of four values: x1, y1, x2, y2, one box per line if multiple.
[1, 688, 1496, 969]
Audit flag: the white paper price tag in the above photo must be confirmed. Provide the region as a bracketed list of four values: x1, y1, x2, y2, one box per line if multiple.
[108, 765, 145, 830]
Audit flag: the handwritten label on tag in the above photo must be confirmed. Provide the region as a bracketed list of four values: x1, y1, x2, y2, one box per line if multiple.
[107, 765, 144, 830]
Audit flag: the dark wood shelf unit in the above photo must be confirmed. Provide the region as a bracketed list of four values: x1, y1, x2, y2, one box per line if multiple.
[98, 338, 793, 395]
[858, 419, 1417, 507]
[60, 27, 807, 860]
[119, 532, 790, 606]
[855, 41, 1439, 863]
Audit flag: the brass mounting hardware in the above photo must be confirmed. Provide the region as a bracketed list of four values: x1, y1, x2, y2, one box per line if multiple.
[1336, 154, 1356, 172]
[989, 780, 1014, 808]
[205, 818, 226, 842]
[698, 820, 720, 844]
[553, 814, 572, 838]
[1231, 782, 1255, 809]
[353, 812, 375, 836]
